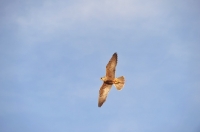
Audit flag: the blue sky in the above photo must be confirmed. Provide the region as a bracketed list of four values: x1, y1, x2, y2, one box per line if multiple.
[0, 0, 200, 132]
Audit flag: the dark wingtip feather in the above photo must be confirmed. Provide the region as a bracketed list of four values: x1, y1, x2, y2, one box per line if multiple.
[113, 52, 118, 62]
[98, 103, 102, 107]
[113, 52, 117, 59]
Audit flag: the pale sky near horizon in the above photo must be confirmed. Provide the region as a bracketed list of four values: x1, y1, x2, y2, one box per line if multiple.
[0, 0, 200, 132]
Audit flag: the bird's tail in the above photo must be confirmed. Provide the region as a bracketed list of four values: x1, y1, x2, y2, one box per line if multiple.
[114, 76, 125, 90]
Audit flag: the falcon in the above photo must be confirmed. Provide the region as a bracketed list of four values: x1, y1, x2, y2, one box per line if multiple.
[98, 52, 125, 107]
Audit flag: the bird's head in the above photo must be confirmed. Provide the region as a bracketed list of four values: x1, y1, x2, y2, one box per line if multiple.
[100, 77, 106, 81]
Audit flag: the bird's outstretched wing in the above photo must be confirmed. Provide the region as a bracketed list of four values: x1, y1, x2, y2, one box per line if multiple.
[98, 83, 112, 107]
[106, 53, 117, 80]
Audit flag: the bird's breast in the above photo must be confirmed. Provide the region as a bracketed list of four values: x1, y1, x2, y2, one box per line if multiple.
[104, 80, 113, 85]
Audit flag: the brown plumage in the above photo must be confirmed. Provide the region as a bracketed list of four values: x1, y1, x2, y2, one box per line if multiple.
[98, 53, 125, 107]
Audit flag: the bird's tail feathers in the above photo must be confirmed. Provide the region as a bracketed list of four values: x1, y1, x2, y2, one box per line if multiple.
[114, 76, 125, 90]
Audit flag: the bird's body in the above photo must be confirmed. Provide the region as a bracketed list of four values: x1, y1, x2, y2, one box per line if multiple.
[98, 53, 125, 107]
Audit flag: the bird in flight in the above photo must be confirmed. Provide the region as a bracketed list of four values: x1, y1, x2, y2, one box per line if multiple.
[98, 52, 125, 107]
